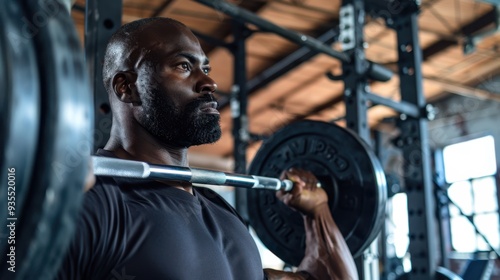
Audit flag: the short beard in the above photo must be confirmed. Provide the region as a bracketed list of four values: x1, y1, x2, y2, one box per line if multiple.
[138, 87, 221, 148]
[182, 100, 222, 146]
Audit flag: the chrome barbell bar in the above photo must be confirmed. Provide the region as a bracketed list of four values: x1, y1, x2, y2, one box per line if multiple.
[92, 156, 294, 191]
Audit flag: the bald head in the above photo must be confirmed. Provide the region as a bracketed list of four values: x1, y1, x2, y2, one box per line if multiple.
[101, 17, 220, 149]
[102, 17, 191, 94]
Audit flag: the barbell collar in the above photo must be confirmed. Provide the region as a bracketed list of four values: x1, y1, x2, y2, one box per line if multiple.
[92, 156, 293, 191]
[250, 175, 293, 191]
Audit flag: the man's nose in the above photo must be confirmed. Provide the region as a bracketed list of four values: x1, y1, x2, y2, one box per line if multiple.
[196, 75, 217, 94]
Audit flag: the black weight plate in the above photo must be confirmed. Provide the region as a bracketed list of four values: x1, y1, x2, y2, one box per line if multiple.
[0, 0, 41, 277]
[247, 120, 387, 266]
[15, 0, 93, 278]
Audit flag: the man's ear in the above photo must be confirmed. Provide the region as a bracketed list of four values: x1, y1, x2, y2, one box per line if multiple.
[112, 71, 140, 105]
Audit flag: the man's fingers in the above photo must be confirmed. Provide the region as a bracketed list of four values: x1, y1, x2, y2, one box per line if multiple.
[276, 190, 286, 200]
[277, 191, 292, 205]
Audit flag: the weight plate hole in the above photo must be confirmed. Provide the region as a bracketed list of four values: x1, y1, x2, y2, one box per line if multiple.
[103, 19, 114, 29]
[99, 103, 111, 114]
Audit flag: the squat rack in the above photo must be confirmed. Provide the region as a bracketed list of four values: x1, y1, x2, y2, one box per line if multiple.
[83, 0, 438, 279]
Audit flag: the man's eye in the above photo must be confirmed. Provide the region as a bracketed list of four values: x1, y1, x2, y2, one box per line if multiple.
[178, 62, 190, 71]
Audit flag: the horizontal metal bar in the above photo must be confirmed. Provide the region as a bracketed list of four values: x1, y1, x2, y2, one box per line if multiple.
[367, 61, 393, 82]
[192, 29, 231, 48]
[92, 156, 292, 191]
[195, 0, 350, 63]
[365, 92, 420, 118]
[217, 28, 340, 109]
[246, 28, 340, 92]
[149, 165, 193, 182]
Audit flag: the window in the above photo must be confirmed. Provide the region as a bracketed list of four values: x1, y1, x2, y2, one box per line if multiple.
[391, 193, 410, 258]
[443, 136, 499, 253]
[443, 135, 496, 183]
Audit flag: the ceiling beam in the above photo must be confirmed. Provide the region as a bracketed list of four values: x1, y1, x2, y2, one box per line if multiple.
[425, 77, 500, 102]
[420, 6, 497, 60]
[151, 0, 174, 17]
[461, 7, 498, 35]
[196, 1, 269, 55]
[422, 39, 457, 60]
[217, 27, 340, 109]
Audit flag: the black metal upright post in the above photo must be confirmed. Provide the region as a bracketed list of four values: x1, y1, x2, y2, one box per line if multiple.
[85, 0, 122, 151]
[392, 7, 437, 280]
[340, 0, 378, 278]
[341, 0, 370, 142]
[434, 149, 451, 270]
[231, 20, 250, 220]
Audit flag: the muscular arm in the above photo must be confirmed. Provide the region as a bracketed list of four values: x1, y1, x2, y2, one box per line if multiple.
[264, 169, 358, 280]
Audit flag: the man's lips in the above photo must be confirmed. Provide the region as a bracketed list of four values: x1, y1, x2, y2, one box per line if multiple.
[199, 101, 220, 115]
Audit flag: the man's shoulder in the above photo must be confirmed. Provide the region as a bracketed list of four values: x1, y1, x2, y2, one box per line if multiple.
[88, 175, 121, 195]
[195, 187, 230, 208]
[195, 187, 247, 225]
[82, 175, 128, 212]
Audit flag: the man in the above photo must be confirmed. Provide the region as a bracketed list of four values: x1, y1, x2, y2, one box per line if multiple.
[58, 17, 358, 280]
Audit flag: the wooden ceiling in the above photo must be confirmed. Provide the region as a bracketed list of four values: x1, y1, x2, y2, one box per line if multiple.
[71, 0, 500, 170]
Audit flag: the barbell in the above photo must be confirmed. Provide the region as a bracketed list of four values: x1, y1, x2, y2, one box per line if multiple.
[0, 0, 387, 278]
[91, 120, 388, 266]
[92, 157, 295, 191]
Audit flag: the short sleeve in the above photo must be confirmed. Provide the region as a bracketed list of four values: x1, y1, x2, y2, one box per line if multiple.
[56, 177, 146, 280]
